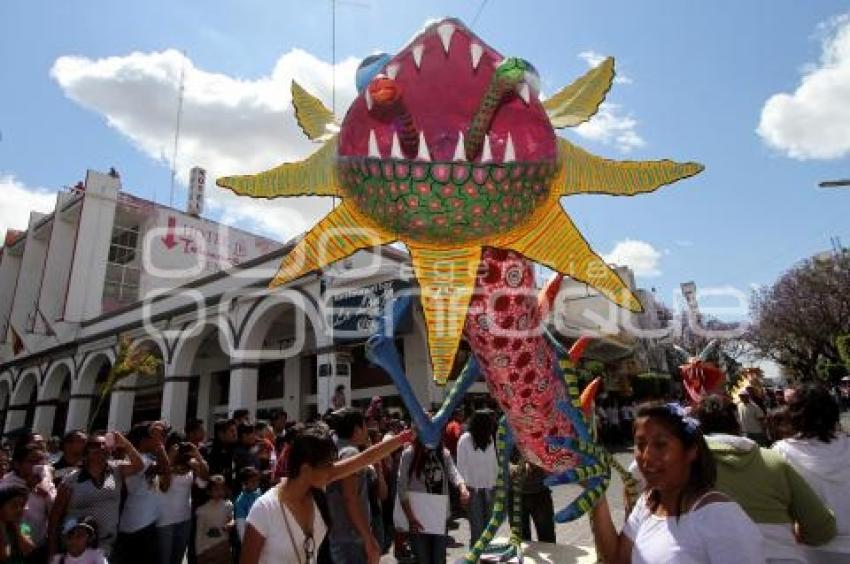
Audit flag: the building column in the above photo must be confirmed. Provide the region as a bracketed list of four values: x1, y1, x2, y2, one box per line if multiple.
[316, 352, 335, 415]
[403, 332, 433, 408]
[161, 373, 191, 432]
[107, 374, 135, 432]
[283, 357, 301, 421]
[229, 364, 257, 419]
[4, 407, 27, 434]
[32, 404, 55, 436]
[65, 395, 92, 432]
[196, 370, 211, 426]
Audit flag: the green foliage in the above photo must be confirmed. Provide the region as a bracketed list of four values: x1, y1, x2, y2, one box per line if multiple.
[585, 360, 606, 375]
[87, 335, 162, 431]
[748, 252, 850, 379]
[631, 372, 671, 400]
[816, 355, 849, 385]
[837, 335, 850, 369]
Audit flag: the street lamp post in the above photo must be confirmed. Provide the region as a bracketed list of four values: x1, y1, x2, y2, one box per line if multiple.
[818, 179, 850, 188]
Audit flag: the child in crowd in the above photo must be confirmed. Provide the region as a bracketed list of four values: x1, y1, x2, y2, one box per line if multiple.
[234, 467, 262, 541]
[0, 484, 34, 562]
[254, 440, 275, 491]
[50, 516, 107, 564]
[194, 475, 234, 564]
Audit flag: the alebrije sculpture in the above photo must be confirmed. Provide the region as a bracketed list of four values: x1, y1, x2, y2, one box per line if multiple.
[217, 18, 702, 559]
[679, 340, 728, 404]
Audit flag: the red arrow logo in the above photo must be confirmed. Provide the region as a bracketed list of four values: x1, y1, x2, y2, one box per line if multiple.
[161, 216, 178, 250]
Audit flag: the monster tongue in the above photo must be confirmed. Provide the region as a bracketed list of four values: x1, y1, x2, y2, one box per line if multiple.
[464, 57, 526, 161]
[368, 77, 420, 158]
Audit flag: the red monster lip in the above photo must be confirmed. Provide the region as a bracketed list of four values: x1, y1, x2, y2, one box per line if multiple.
[339, 18, 556, 164]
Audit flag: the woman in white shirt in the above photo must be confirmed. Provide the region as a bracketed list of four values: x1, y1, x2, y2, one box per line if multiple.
[773, 385, 850, 563]
[590, 402, 766, 563]
[114, 421, 171, 564]
[157, 434, 209, 564]
[240, 423, 412, 564]
[456, 410, 498, 547]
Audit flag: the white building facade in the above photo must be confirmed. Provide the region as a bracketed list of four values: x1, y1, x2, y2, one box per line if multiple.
[0, 169, 449, 435]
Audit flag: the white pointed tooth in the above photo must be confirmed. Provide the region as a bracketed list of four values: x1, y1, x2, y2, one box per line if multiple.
[390, 131, 404, 159]
[416, 131, 431, 161]
[480, 134, 493, 163]
[524, 70, 541, 93]
[516, 82, 531, 105]
[503, 133, 516, 163]
[386, 63, 399, 80]
[470, 42, 484, 70]
[368, 129, 381, 158]
[437, 22, 455, 54]
[453, 131, 466, 161]
[365, 89, 373, 111]
[412, 44, 424, 69]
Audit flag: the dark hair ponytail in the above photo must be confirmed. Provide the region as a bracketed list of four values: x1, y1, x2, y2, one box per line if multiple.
[311, 488, 332, 529]
[286, 423, 338, 528]
[326, 407, 365, 441]
[469, 410, 494, 452]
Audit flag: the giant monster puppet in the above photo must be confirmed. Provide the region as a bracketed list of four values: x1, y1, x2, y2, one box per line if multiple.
[218, 18, 702, 560]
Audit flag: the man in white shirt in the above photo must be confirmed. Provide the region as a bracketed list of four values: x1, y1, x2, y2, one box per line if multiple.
[606, 403, 621, 445]
[737, 391, 767, 446]
[620, 402, 636, 443]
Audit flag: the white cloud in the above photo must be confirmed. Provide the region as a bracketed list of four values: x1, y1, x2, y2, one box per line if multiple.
[603, 239, 662, 277]
[571, 51, 642, 153]
[572, 103, 646, 153]
[578, 50, 632, 84]
[757, 14, 850, 159]
[0, 175, 56, 238]
[50, 48, 361, 241]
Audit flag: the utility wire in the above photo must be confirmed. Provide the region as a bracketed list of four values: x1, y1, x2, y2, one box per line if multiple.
[470, 0, 490, 29]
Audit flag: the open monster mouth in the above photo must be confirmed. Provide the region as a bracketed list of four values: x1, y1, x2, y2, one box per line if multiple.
[338, 19, 557, 244]
[338, 154, 556, 244]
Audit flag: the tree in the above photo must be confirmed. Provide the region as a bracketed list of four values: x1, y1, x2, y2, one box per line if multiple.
[838, 334, 850, 370]
[88, 335, 161, 431]
[748, 251, 850, 380]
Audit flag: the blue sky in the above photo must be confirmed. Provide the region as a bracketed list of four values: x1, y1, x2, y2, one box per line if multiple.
[2, 1, 849, 320]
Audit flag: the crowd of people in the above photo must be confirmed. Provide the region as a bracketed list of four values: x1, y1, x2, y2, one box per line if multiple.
[0, 382, 845, 564]
[0, 399, 507, 564]
[601, 383, 850, 563]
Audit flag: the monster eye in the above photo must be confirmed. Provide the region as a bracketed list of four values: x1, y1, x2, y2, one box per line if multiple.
[521, 59, 541, 93]
[356, 53, 392, 93]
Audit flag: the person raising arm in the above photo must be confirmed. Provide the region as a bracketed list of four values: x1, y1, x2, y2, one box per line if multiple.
[239, 423, 412, 564]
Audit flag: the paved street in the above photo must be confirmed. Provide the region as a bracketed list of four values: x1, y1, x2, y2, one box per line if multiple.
[443, 450, 634, 563]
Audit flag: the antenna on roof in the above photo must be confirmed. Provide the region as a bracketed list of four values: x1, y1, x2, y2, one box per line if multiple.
[169, 51, 187, 208]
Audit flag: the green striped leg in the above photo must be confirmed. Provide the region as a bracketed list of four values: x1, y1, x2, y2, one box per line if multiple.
[462, 416, 517, 563]
[610, 454, 641, 510]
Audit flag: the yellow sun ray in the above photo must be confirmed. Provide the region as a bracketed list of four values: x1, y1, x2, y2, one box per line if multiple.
[270, 203, 394, 287]
[557, 138, 703, 197]
[292, 80, 337, 142]
[543, 57, 615, 128]
[408, 244, 482, 385]
[495, 202, 642, 312]
[215, 137, 340, 199]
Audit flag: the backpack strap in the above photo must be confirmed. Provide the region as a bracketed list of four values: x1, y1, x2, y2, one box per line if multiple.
[691, 489, 729, 511]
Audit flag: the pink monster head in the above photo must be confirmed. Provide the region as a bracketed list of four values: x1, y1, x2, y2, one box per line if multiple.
[336, 18, 557, 245]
